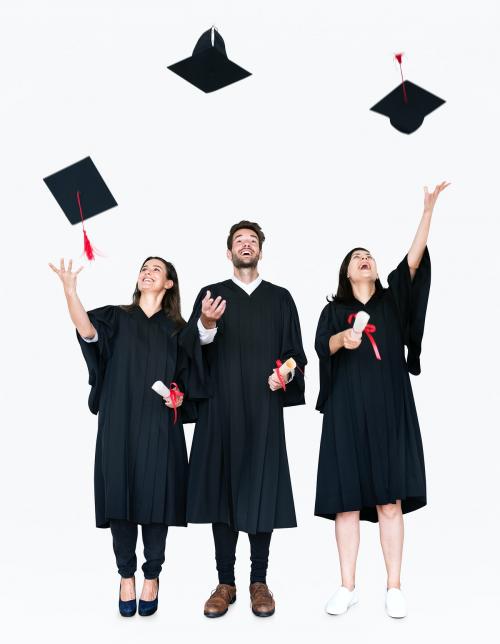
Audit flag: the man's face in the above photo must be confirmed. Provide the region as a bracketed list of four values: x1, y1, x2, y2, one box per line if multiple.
[227, 228, 262, 269]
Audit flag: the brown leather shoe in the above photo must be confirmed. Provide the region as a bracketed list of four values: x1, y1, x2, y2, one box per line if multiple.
[250, 582, 275, 617]
[203, 584, 237, 618]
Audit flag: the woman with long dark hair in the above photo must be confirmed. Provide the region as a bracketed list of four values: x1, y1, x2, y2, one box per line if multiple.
[49, 256, 198, 617]
[314, 183, 449, 618]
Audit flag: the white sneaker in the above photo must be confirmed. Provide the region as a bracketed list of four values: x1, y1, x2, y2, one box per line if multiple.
[385, 588, 407, 618]
[325, 586, 359, 615]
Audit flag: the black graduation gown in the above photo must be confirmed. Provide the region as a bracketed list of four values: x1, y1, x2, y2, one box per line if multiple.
[77, 304, 198, 528]
[180, 280, 307, 534]
[314, 249, 431, 523]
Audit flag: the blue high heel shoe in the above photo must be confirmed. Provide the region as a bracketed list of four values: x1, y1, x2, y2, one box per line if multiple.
[138, 578, 159, 617]
[119, 577, 137, 617]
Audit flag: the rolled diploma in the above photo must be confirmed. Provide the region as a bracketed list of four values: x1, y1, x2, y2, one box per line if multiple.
[350, 311, 370, 340]
[278, 357, 296, 378]
[152, 380, 172, 398]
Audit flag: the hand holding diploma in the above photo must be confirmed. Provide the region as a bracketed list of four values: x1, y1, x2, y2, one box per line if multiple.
[339, 329, 362, 350]
[333, 311, 370, 351]
[268, 358, 296, 391]
[151, 381, 184, 423]
[343, 311, 381, 360]
[163, 392, 184, 410]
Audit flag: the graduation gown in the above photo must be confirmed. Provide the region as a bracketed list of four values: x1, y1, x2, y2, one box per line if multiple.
[180, 280, 307, 534]
[314, 249, 431, 523]
[77, 304, 198, 528]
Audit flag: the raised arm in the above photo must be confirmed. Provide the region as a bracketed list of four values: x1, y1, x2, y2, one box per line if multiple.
[407, 181, 450, 279]
[48, 258, 96, 339]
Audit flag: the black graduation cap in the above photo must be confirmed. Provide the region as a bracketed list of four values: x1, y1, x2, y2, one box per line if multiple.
[43, 156, 117, 260]
[370, 54, 445, 134]
[168, 27, 251, 93]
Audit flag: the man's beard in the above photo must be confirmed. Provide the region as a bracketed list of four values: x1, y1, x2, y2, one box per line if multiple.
[231, 252, 259, 270]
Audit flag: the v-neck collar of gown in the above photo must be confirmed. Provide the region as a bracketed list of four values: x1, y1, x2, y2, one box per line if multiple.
[350, 287, 385, 308]
[230, 274, 263, 296]
[134, 304, 164, 320]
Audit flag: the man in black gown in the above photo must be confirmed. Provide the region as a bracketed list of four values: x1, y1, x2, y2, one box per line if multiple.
[181, 221, 307, 618]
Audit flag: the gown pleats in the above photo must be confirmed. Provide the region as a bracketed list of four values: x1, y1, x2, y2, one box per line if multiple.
[314, 249, 430, 522]
[78, 305, 196, 528]
[181, 281, 307, 534]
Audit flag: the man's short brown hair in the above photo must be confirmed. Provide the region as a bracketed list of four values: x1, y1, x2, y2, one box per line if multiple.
[227, 220, 265, 250]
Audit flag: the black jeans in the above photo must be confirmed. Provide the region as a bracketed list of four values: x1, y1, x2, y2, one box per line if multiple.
[110, 520, 168, 579]
[212, 522, 272, 585]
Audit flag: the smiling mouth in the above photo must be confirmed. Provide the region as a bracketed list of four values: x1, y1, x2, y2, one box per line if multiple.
[240, 250, 253, 256]
[143, 278, 154, 283]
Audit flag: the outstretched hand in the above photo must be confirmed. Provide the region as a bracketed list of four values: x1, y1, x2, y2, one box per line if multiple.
[200, 290, 226, 329]
[424, 181, 450, 212]
[48, 258, 84, 295]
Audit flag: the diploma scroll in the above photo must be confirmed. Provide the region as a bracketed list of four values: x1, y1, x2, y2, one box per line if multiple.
[278, 357, 296, 378]
[350, 311, 370, 340]
[151, 380, 171, 398]
[273, 357, 297, 391]
[151, 380, 184, 423]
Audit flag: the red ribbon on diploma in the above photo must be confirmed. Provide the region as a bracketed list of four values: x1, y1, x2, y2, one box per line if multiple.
[273, 358, 305, 391]
[168, 382, 183, 424]
[274, 360, 287, 391]
[347, 313, 382, 361]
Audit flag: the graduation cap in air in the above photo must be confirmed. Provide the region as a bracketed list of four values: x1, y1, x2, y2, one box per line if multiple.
[370, 53, 445, 134]
[43, 156, 117, 260]
[168, 26, 251, 93]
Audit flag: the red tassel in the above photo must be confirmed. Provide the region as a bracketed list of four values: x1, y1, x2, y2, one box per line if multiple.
[394, 52, 408, 104]
[82, 228, 96, 261]
[76, 191, 96, 261]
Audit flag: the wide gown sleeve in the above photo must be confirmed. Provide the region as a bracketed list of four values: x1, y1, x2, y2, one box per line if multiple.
[173, 339, 209, 424]
[280, 290, 308, 407]
[178, 287, 215, 398]
[387, 246, 431, 375]
[76, 305, 117, 414]
[314, 303, 338, 413]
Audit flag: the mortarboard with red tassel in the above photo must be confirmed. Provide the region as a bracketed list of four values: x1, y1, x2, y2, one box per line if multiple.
[44, 156, 117, 260]
[370, 52, 446, 134]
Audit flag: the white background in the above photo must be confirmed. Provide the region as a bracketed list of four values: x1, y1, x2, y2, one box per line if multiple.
[1, 1, 498, 642]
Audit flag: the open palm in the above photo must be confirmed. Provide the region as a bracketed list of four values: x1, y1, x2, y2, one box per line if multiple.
[48, 258, 84, 294]
[424, 181, 451, 212]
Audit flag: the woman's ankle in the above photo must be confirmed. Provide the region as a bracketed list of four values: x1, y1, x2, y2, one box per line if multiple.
[341, 581, 355, 592]
[119, 576, 136, 599]
[387, 581, 401, 590]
